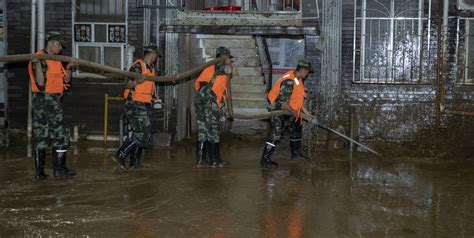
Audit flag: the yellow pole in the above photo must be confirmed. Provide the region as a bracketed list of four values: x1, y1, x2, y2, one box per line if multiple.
[104, 94, 108, 145]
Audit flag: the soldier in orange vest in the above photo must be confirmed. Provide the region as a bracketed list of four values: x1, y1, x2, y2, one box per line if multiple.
[113, 44, 160, 170]
[260, 59, 313, 168]
[28, 32, 79, 179]
[194, 47, 233, 167]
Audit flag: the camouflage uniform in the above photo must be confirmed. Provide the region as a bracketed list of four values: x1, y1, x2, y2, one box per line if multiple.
[267, 79, 302, 145]
[31, 59, 70, 151]
[114, 49, 159, 170]
[195, 81, 222, 143]
[29, 32, 76, 179]
[195, 47, 233, 167]
[32, 93, 70, 150]
[124, 63, 153, 147]
[261, 59, 313, 168]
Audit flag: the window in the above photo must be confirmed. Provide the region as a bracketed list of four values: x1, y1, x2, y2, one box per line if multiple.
[354, 0, 433, 83]
[267, 38, 305, 69]
[73, 0, 127, 76]
[461, 19, 474, 84]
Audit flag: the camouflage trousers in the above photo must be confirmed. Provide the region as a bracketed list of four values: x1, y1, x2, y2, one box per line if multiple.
[124, 101, 152, 147]
[195, 84, 221, 143]
[267, 106, 302, 145]
[32, 93, 70, 150]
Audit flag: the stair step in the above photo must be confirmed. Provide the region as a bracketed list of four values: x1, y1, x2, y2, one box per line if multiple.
[232, 107, 269, 115]
[231, 84, 266, 93]
[202, 48, 257, 58]
[232, 96, 267, 102]
[232, 99, 268, 109]
[232, 58, 260, 67]
[195, 34, 253, 39]
[200, 39, 256, 49]
[231, 76, 265, 85]
[203, 57, 260, 67]
[232, 92, 267, 101]
[233, 66, 262, 76]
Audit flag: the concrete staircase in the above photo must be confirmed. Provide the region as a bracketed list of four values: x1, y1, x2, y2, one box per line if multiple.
[196, 34, 269, 134]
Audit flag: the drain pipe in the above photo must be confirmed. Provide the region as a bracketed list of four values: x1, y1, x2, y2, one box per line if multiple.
[27, 0, 37, 142]
[436, 0, 449, 127]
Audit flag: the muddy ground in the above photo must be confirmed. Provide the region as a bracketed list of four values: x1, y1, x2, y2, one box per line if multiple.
[0, 133, 473, 237]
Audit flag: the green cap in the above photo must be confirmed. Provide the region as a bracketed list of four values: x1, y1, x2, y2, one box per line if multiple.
[144, 43, 161, 56]
[297, 59, 313, 73]
[46, 31, 65, 46]
[216, 46, 234, 58]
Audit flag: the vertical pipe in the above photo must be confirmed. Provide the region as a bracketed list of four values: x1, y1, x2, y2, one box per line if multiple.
[119, 116, 123, 146]
[388, 0, 394, 82]
[28, 0, 37, 144]
[104, 94, 108, 145]
[37, 0, 45, 49]
[360, 0, 366, 82]
[436, 0, 449, 127]
[427, 0, 432, 73]
[352, 0, 357, 82]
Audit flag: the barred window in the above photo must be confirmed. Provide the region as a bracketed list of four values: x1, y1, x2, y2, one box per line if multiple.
[461, 19, 474, 84]
[76, 0, 126, 23]
[73, 0, 127, 75]
[353, 0, 434, 84]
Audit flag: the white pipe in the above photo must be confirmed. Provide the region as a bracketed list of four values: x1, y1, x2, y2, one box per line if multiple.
[86, 135, 120, 141]
[37, 0, 45, 49]
[27, 0, 37, 143]
[442, 0, 448, 50]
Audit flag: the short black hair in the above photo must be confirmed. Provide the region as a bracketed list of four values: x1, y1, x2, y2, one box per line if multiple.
[296, 65, 309, 72]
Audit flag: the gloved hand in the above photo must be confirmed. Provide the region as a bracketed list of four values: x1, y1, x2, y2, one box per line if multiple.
[63, 83, 71, 90]
[309, 116, 319, 125]
[152, 98, 162, 109]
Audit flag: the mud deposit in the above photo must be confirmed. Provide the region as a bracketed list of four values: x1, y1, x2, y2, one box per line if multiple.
[0, 135, 473, 237]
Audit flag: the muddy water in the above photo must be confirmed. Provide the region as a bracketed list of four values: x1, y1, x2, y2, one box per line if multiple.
[0, 136, 473, 237]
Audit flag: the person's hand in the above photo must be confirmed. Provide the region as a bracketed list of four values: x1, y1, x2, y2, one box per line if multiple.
[309, 116, 319, 125]
[66, 58, 79, 70]
[30, 54, 40, 63]
[136, 76, 146, 84]
[282, 103, 298, 117]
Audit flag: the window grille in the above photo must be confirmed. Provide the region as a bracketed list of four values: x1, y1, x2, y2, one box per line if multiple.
[353, 0, 434, 84]
[459, 18, 474, 85]
[73, 0, 128, 76]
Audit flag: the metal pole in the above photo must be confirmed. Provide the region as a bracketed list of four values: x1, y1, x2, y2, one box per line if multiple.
[27, 0, 37, 145]
[315, 122, 383, 157]
[104, 94, 108, 145]
[37, 0, 45, 49]
[436, 0, 448, 127]
[119, 116, 123, 146]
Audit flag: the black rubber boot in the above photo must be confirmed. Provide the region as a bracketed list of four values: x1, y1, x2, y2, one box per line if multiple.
[34, 149, 48, 179]
[290, 140, 310, 160]
[209, 142, 230, 168]
[113, 140, 137, 171]
[260, 143, 278, 168]
[129, 146, 143, 169]
[195, 140, 209, 167]
[52, 147, 76, 177]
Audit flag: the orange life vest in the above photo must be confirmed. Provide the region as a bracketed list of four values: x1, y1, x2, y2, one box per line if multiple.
[123, 59, 156, 104]
[28, 50, 67, 94]
[194, 65, 228, 105]
[268, 70, 306, 122]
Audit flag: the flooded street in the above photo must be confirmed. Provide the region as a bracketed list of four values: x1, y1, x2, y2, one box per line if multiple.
[0, 135, 473, 237]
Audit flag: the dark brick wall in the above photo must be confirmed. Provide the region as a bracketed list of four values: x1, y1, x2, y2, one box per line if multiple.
[128, 0, 144, 59]
[332, 0, 474, 142]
